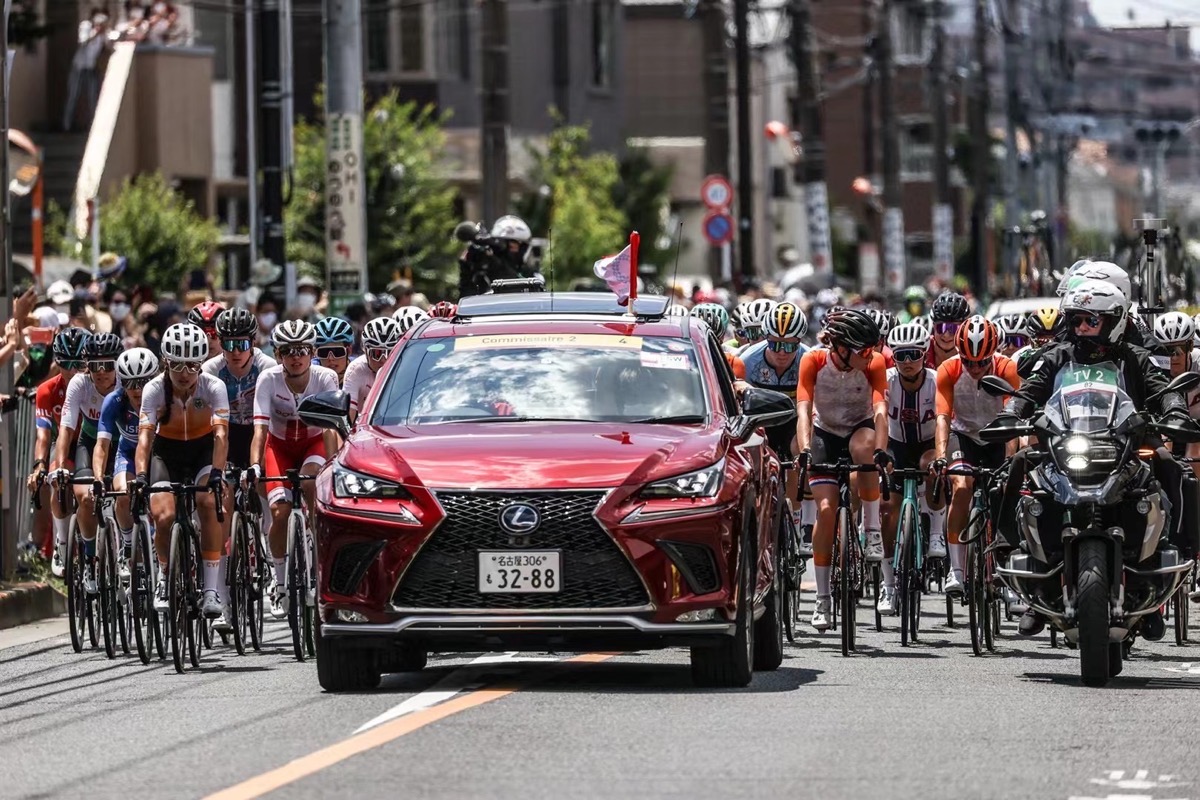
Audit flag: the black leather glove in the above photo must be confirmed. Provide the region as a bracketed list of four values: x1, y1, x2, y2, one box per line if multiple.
[873, 448, 893, 471]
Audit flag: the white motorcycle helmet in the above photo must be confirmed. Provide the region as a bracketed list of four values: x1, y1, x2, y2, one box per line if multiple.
[1062, 261, 1131, 302]
[490, 215, 532, 244]
[1060, 279, 1129, 347]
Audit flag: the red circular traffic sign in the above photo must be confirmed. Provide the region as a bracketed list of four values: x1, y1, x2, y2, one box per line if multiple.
[702, 210, 735, 246]
[701, 174, 733, 209]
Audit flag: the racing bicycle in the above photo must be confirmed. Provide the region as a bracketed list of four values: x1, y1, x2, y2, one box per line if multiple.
[257, 470, 318, 661]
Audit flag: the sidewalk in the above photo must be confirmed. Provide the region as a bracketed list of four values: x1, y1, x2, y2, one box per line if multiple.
[0, 582, 66, 630]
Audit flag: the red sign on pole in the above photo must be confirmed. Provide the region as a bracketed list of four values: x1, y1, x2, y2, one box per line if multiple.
[701, 174, 733, 210]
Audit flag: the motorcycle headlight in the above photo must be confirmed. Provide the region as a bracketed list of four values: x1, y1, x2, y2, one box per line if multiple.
[1065, 455, 1089, 471]
[333, 466, 412, 500]
[1064, 436, 1090, 455]
[641, 460, 725, 499]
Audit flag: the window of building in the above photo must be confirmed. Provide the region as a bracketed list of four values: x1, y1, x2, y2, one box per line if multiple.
[193, 7, 231, 81]
[365, 0, 431, 78]
[591, 0, 616, 89]
[900, 119, 934, 181]
[442, 0, 472, 81]
[891, 2, 928, 64]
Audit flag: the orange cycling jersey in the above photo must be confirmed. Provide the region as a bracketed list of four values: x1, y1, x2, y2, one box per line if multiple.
[935, 354, 1020, 442]
[797, 348, 888, 436]
[138, 373, 230, 441]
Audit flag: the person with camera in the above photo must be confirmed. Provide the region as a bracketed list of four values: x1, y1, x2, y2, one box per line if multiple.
[456, 215, 537, 297]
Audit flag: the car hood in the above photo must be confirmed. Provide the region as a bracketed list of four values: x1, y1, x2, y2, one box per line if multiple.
[341, 422, 728, 490]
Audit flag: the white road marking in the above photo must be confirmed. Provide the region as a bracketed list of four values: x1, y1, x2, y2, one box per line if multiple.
[1078, 768, 1190, 799]
[1162, 662, 1200, 675]
[353, 652, 562, 735]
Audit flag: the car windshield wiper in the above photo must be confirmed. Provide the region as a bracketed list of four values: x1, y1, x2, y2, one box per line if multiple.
[625, 414, 706, 424]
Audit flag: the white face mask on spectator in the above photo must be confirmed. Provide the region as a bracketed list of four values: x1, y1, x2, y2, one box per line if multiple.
[295, 292, 317, 311]
[110, 303, 131, 322]
[259, 312, 278, 329]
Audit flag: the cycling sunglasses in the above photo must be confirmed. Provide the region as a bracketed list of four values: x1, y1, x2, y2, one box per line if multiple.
[1070, 313, 1101, 329]
[767, 341, 801, 353]
[87, 360, 116, 373]
[316, 345, 348, 359]
[167, 361, 202, 374]
[59, 359, 85, 372]
[123, 377, 152, 391]
[892, 349, 925, 363]
[736, 326, 765, 341]
[277, 345, 314, 359]
[962, 356, 992, 369]
[1167, 344, 1192, 357]
[221, 338, 253, 352]
[933, 322, 961, 335]
[1005, 335, 1029, 349]
[366, 346, 394, 361]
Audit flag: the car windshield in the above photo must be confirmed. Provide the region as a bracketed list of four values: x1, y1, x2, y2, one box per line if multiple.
[370, 332, 708, 425]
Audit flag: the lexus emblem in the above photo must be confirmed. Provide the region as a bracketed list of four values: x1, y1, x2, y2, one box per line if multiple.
[499, 503, 540, 535]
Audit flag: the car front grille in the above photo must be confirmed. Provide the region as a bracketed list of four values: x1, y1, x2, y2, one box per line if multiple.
[328, 540, 385, 595]
[658, 540, 720, 594]
[392, 491, 650, 610]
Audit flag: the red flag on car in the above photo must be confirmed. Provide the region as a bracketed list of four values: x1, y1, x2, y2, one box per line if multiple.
[593, 231, 640, 306]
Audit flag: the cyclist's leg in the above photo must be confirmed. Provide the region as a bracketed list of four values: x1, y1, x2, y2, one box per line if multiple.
[263, 434, 298, 594]
[111, 453, 134, 566]
[190, 437, 223, 614]
[73, 439, 98, 548]
[946, 433, 977, 591]
[849, 423, 881, 557]
[299, 435, 327, 520]
[148, 451, 177, 599]
[48, 453, 74, 573]
[809, 427, 848, 629]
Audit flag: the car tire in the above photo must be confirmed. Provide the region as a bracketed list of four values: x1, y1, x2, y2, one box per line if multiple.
[753, 516, 785, 671]
[690, 529, 755, 688]
[315, 618, 382, 692]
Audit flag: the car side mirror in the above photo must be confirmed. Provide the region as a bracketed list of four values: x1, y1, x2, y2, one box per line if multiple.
[299, 390, 351, 439]
[980, 375, 1017, 397]
[733, 387, 797, 438]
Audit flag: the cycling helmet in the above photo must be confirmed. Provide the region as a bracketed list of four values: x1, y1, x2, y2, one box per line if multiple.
[490, 215, 532, 243]
[913, 315, 933, 333]
[161, 323, 210, 363]
[864, 308, 892, 340]
[1025, 306, 1060, 338]
[116, 348, 159, 383]
[215, 307, 258, 339]
[314, 316, 355, 346]
[930, 291, 970, 323]
[392, 305, 430, 333]
[1193, 312, 1200, 346]
[764, 302, 808, 339]
[87, 332, 123, 360]
[903, 286, 926, 303]
[731, 301, 754, 329]
[429, 301, 457, 319]
[187, 300, 225, 331]
[53, 327, 91, 362]
[743, 298, 776, 327]
[887, 321, 930, 352]
[821, 308, 880, 351]
[361, 317, 403, 349]
[1061, 279, 1129, 347]
[665, 303, 689, 318]
[690, 303, 730, 334]
[270, 319, 317, 348]
[955, 316, 999, 361]
[1063, 261, 1131, 301]
[1153, 311, 1195, 346]
[994, 313, 1026, 339]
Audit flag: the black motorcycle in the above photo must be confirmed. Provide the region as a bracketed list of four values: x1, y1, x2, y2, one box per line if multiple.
[979, 365, 1200, 686]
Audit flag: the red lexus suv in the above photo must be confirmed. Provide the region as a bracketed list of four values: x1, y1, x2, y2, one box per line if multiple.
[299, 293, 797, 691]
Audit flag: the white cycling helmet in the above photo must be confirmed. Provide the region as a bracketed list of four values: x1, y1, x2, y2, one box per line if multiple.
[1062, 261, 1131, 302]
[1153, 311, 1195, 347]
[391, 305, 430, 333]
[665, 303, 690, 318]
[743, 298, 777, 328]
[994, 313, 1026, 338]
[490, 215, 532, 243]
[864, 308, 893, 339]
[1192, 312, 1200, 347]
[731, 301, 754, 329]
[362, 316, 403, 348]
[116, 347, 159, 382]
[271, 319, 317, 348]
[887, 321, 931, 352]
[764, 302, 808, 339]
[913, 314, 933, 332]
[161, 323, 209, 363]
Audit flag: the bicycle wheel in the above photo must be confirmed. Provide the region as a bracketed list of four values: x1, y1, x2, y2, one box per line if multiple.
[898, 505, 915, 647]
[111, 526, 130, 656]
[131, 521, 152, 664]
[228, 514, 247, 657]
[187, 528, 204, 667]
[781, 510, 800, 644]
[872, 563, 883, 632]
[99, 530, 117, 660]
[167, 523, 188, 673]
[1175, 586, 1188, 646]
[287, 513, 306, 662]
[839, 506, 855, 656]
[302, 522, 316, 658]
[66, 518, 85, 654]
[968, 540, 985, 656]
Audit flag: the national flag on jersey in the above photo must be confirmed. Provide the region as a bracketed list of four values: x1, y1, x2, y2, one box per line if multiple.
[592, 232, 640, 306]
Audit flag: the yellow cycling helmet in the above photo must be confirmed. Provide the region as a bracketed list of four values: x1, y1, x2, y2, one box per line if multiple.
[1025, 306, 1060, 338]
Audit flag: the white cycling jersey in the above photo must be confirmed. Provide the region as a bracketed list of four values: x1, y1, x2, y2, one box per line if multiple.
[885, 366, 937, 443]
[252, 363, 340, 441]
[61, 373, 116, 442]
[343, 356, 379, 414]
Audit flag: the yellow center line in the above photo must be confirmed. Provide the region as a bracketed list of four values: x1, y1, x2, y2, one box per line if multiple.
[204, 653, 613, 800]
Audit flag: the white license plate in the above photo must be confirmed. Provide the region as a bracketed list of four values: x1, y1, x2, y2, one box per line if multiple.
[477, 550, 562, 594]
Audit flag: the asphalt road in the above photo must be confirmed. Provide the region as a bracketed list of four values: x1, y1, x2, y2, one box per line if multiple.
[2, 596, 1199, 800]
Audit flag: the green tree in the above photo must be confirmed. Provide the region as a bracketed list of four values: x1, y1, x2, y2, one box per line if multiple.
[44, 173, 219, 290]
[286, 92, 460, 293]
[613, 148, 674, 271]
[515, 120, 627, 287]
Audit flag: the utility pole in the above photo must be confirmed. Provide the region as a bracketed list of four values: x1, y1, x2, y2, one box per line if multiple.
[701, 0, 730, 283]
[480, 0, 510, 225]
[324, 0, 368, 317]
[0, 3, 14, 581]
[790, 0, 832, 276]
[733, 0, 755, 281]
[1054, 0, 1072, 269]
[1001, 0, 1023, 292]
[259, 0, 288, 304]
[969, 0, 991, 295]
[878, 0, 905, 293]
[930, 0, 954, 284]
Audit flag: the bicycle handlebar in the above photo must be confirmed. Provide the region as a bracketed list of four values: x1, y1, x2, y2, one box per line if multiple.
[810, 461, 891, 502]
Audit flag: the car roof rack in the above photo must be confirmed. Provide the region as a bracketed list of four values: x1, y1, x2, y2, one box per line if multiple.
[487, 275, 546, 293]
[453, 292, 671, 320]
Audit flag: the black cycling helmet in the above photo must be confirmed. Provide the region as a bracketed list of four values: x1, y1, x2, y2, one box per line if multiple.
[930, 291, 971, 323]
[821, 308, 880, 351]
[53, 327, 90, 362]
[86, 332, 123, 360]
[215, 307, 258, 339]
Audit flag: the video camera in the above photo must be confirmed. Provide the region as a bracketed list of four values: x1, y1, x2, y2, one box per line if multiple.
[454, 221, 542, 298]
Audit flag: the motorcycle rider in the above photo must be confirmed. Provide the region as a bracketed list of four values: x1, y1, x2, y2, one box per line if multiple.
[993, 279, 1195, 638]
[458, 215, 535, 297]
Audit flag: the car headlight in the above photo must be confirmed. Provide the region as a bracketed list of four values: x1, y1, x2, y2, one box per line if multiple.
[333, 466, 412, 499]
[641, 460, 725, 499]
